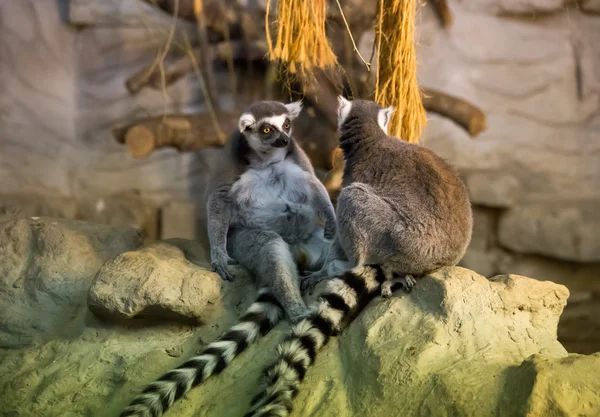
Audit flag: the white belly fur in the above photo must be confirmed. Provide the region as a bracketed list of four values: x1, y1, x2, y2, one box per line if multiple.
[231, 159, 314, 211]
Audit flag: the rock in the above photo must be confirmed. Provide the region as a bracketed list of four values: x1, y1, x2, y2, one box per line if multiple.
[497, 253, 600, 296]
[558, 297, 600, 356]
[132, 266, 600, 417]
[76, 191, 159, 242]
[418, 5, 600, 209]
[458, 206, 506, 277]
[498, 202, 600, 262]
[0, 231, 255, 417]
[0, 191, 160, 242]
[301, 269, 572, 417]
[159, 200, 200, 241]
[501, 353, 600, 415]
[461, 0, 570, 15]
[459, 247, 506, 277]
[581, 0, 600, 13]
[3, 240, 600, 417]
[88, 240, 221, 323]
[497, 253, 600, 355]
[465, 172, 522, 208]
[0, 194, 78, 220]
[0, 217, 142, 348]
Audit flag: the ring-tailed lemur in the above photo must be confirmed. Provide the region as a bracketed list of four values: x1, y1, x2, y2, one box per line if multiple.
[119, 101, 336, 417]
[244, 97, 473, 417]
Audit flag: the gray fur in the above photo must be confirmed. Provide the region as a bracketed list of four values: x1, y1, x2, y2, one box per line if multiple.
[245, 98, 473, 417]
[207, 100, 336, 322]
[119, 101, 334, 417]
[303, 96, 473, 291]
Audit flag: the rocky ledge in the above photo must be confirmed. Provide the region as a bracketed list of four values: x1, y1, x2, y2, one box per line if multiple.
[0, 216, 598, 417]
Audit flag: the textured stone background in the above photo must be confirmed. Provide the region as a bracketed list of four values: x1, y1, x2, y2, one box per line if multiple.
[0, 0, 598, 352]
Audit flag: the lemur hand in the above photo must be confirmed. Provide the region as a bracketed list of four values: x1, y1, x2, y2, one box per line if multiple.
[210, 249, 237, 282]
[323, 219, 336, 240]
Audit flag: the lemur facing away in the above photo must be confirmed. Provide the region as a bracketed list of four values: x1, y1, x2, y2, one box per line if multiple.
[119, 101, 336, 417]
[245, 97, 473, 417]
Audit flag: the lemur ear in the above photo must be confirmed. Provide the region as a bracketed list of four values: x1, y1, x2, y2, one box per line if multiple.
[284, 100, 303, 119]
[238, 113, 256, 133]
[377, 106, 395, 134]
[337, 95, 352, 128]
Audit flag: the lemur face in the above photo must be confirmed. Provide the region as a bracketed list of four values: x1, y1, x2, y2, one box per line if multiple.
[238, 101, 303, 154]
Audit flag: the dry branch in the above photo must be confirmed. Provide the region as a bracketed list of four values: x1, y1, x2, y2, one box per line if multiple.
[112, 112, 240, 158]
[125, 40, 268, 94]
[428, 0, 453, 28]
[421, 88, 487, 136]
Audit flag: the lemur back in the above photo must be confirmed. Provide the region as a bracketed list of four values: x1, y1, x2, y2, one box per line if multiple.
[336, 100, 472, 274]
[245, 97, 473, 417]
[119, 100, 336, 417]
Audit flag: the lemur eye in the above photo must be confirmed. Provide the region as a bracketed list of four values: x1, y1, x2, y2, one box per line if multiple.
[262, 127, 271, 134]
[283, 123, 290, 129]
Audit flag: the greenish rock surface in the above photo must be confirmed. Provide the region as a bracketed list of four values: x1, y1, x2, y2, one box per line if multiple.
[1, 216, 599, 417]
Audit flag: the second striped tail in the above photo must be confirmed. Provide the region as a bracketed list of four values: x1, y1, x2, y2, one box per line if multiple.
[244, 265, 385, 417]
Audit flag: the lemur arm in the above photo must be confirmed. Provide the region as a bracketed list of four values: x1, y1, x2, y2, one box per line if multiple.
[206, 185, 236, 282]
[310, 177, 337, 240]
[288, 141, 337, 239]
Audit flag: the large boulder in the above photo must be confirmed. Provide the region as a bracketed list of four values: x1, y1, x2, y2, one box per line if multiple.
[88, 239, 221, 323]
[115, 268, 600, 417]
[0, 216, 142, 348]
[1, 216, 599, 417]
[0, 216, 254, 417]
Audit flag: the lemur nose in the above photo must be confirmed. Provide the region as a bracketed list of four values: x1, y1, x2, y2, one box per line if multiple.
[272, 134, 289, 148]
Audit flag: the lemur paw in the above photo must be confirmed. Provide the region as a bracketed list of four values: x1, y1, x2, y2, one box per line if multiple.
[401, 274, 417, 292]
[381, 281, 393, 298]
[211, 262, 235, 282]
[300, 269, 329, 294]
[210, 251, 236, 282]
[323, 221, 336, 240]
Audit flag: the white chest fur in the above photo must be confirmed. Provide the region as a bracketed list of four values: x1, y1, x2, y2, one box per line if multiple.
[231, 159, 313, 210]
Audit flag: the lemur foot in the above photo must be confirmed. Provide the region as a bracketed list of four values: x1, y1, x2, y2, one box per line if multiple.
[402, 274, 417, 292]
[380, 274, 417, 297]
[381, 281, 394, 298]
[300, 269, 327, 294]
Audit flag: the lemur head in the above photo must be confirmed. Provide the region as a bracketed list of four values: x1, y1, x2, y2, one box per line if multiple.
[337, 96, 395, 135]
[237, 100, 303, 154]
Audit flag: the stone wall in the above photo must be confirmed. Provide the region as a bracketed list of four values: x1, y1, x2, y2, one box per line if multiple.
[413, 2, 600, 353]
[0, 0, 598, 352]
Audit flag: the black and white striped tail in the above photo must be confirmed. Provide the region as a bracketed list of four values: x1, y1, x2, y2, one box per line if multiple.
[120, 288, 284, 417]
[244, 265, 385, 417]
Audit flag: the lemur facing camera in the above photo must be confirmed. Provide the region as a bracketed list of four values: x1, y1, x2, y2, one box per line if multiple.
[245, 97, 473, 417]
[119, 100, 336, 417]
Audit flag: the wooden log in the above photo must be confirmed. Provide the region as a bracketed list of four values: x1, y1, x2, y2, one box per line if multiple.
[428, 0, 453, 28]
[421, 88, 487, 136]
[112, 112, 240, 158]
[125, 40, 268, 94]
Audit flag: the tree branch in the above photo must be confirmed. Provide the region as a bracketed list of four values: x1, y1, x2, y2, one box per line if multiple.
[421, 88, 487, 136]
[428, 0, 453, 28]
